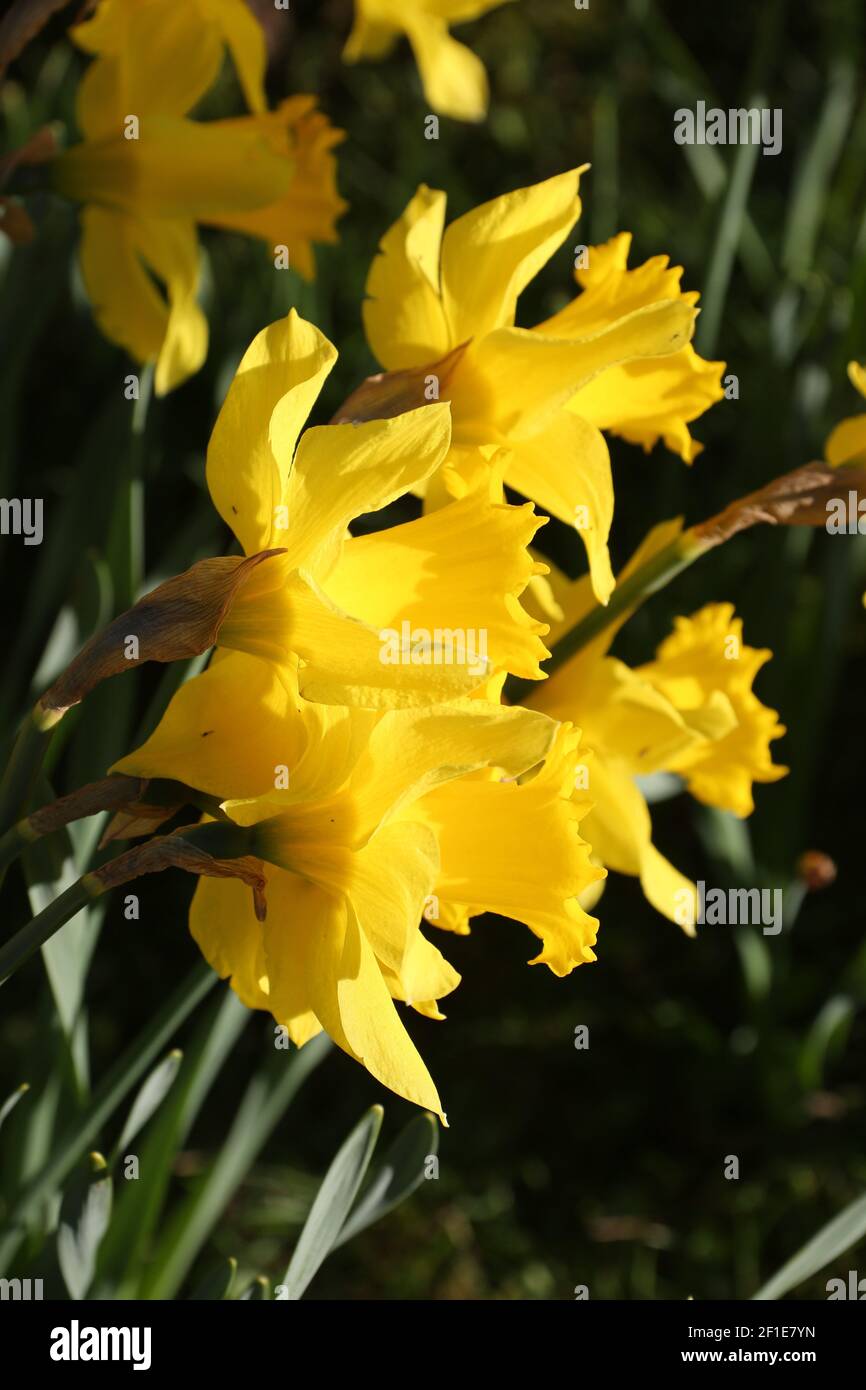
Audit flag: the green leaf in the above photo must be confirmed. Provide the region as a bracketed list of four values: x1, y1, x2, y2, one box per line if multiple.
[798, 996, 855, 1091]
[143, 1033, 331, 1300]
[190, 1257, 237, 1301]
[0, 1083, 29, 1137]
[99, 990, 249, 1295]
[335, 1111, 438, 1249]
[281, 1105, 383, 1301]
[113, 1049, 183, 1161]
[753, 1192, 866, 1300]
[57, 1153, 113, 1301]
[0, 961, 216, 1276]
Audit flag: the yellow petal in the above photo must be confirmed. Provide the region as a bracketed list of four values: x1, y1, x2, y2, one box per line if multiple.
[219, 559, 487, 707]
[200, 0, 267, 112]
[364, 185, 451, 370]
[189, 870, 271, 1011]
[112, 650, 308, 797]
[72, 0, 224, 123]
[578, 753, 697, 933]
[848, 360, 866, 399]
[206, 310, 337, 556]
[504, 410, 615, 604]
[381, 927, 462, 1014]
[323, 489, 550, 681]
[825, 415, 866, 468]
[343, 1, 401, 61]
[241, 700, 559, 851]
[77, 208, 207, 395]
[347, 700, 558, 842]
[418, 725, 604, 974]
[299, 820, 441, 984]
[462, 297, 696, 441]
[404, 15, 490, 122]
[263, 877, 445, 1116]
[283, 404, 453, 577]
[571, 345, 726, 464]
[440, 168, 586, 341]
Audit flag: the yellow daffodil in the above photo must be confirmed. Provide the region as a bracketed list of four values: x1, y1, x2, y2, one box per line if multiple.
[178, 308, 550, 706]
[113, 655, 602, 1114]
[344, 0, 511, 122]
[525, 522, 786, 928]
[51, 0, 345, 392]
[825, 361, 866, 469]
[361, 173, 722, 603]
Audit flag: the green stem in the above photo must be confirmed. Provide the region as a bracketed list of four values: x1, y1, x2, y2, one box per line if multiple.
[0, 777, 231, 879]
[109, 361, 153, 611]
[0, 702, 64, 836]
[0, 822, 34, 877]
[507, 529, 707, 705]
[0, 875, 101, 985]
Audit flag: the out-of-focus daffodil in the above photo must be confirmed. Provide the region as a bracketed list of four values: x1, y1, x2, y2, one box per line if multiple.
[113, 654, 602, 1114]
[71, 0, 270, 114]
[825, 361, 866, 469]
[51, 0, 345, 392]
[361, 172, 722, 603]
[172, 309, 549, 706]
[344, 0, 511, 122]
[825, 361, 866, 605]
[525, 523, 786, 928]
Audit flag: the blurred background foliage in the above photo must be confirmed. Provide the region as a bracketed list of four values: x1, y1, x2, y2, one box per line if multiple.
[1, 0, 866, 1299]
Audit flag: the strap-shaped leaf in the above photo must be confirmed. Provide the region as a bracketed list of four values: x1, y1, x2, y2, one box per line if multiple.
[335, 1112, 438, 1249]
[753, 1192, 866, 1300]
[0, 1083, 29, 1137]
[57, 1153, 113, 1301]
[281, 1106, 383, 1300]
[114, 1049, 183, 1159]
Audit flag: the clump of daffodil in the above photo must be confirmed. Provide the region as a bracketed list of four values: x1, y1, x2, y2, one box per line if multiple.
[50, 0, 345, 393]
[343, 0, 511, 122]
[359, 171, 724, 604]
[525, 522, 786, 929]
[198, 309, 549, 706]
[113, 654, 602, 1116]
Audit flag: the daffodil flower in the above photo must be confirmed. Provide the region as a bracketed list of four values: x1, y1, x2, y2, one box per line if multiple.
[361, 172, 720, 603]
[113, 655, 602, 1114]
[525, 523, 786, 928]
[344, 0, 512, 122]
[51, 0, 345, 392]
[203, 310, 549, 706]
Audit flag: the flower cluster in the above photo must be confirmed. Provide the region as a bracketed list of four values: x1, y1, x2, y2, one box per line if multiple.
[1, 0, 803, 1122]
